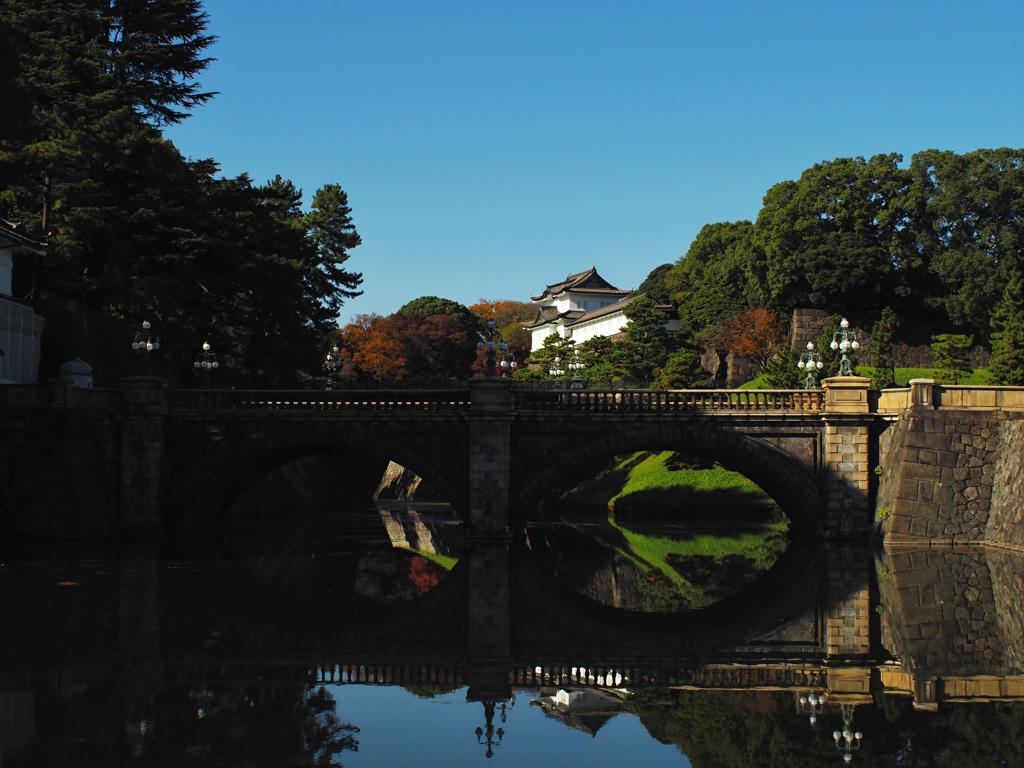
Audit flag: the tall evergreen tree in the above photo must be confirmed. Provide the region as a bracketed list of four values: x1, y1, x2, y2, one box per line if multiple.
[869, 307, 899, 389]
[0, 0, 215, 227]
[305, 183, 363, 311]
[615, 296, 677, 381]
[987, 271, 1024, 385]
[931, 333, 974, 384]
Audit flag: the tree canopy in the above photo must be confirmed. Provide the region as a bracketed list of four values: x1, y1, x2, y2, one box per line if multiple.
[666, 149, 1024, 350]
[339, 297, 532, 384]
[0, 0, 363, 387]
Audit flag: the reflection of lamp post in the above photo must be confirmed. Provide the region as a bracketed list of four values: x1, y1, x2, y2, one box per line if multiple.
[131, 320, 160, 374]
[833, 704, 863, 763]
[477, 320, 517, 377]
[194, 341, 219, 387]
[830, 318, 860, 376]
[474, 697, 514, 758]
[799, 690, 825, 725]
[797, 341, 824, 389]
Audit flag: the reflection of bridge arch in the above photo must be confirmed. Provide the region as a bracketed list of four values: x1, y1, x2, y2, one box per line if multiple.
[167, 421, 469, 531]
[512, 421, 823, 534]
[154, 541, 837, 666]
[511, 540, 828, 659]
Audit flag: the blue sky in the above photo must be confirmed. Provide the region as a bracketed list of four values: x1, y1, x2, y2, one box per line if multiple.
[166, 1, 1024, 325]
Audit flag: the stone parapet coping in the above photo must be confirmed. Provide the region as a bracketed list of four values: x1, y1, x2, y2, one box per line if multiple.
[876, 382, 1024, 413]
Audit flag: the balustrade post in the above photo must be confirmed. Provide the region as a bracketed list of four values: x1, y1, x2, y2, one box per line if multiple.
[119, 376, 169, 535]
[909, 378, 935, 409]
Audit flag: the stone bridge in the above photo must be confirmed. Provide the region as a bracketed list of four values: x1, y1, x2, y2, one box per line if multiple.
[1, 376, 1022, 545]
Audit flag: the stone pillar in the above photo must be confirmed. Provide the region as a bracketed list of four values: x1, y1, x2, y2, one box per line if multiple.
[119, 377, 169, 535]
[468, 377, 513, 536]
[909, 378, 935, 409]
[822, 376, 873, 535]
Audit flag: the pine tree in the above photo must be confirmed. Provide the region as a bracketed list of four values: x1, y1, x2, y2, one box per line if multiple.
[0, 0, 215, 225]
[987, 271, 1024, 385]
[870, 307, 899, 389]
[615, 295, 676, 381]
[931, 334, 973, 385]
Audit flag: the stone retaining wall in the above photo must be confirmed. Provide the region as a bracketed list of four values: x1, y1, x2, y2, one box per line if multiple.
[876, 410, 1024, 549]
[790, 308, 991, 370]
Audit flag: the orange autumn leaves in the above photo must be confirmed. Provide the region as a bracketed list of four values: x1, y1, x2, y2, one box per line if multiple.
[337, 298, 533, 384]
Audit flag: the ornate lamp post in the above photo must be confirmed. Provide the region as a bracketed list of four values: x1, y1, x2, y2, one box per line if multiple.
[324, 344, 345, 386]
[194, 341, 219, 387]
[797, 341, 824, 389]
[324, 344, 343, 372]
[477, 319, 517, 377]
[131, 320, 160, 374]
[830, 318, 860, 376]
[567, 346, 586, 389]
[833, 705, 863, 763]
[549, 353, 565, 383]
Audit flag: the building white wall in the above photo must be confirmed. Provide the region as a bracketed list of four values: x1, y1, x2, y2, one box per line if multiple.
[0, 298, 45, 384]
[566, 313, 629, 345]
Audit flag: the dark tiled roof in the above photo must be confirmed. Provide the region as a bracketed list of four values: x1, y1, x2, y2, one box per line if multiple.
[0, 219, 48, 254]
[564, 298, 633, 326]
[523, 306, 585, 329]
[564, 294, 677, 328]
[530, 266, 631, 302]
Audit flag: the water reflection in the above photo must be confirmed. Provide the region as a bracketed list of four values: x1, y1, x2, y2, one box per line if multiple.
[524, 519, 789, 613]
[3, 514, 1024, 766]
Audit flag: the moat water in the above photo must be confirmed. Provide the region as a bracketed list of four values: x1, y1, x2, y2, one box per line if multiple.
[2, 507, 1024, 767]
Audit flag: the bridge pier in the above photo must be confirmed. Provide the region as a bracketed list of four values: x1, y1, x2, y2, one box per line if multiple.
[821, 376, 874, 536]
[119, 377, 168, 535]
[468, 378, 513, 536]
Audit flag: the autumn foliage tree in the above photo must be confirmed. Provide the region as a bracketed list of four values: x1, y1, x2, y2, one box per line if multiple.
[720, 308, 787, 372]
[339, 297, 503, 383]
[339, 314, 408, 384]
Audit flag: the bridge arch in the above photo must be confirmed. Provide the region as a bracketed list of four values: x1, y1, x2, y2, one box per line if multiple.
[512, 421, 823, 534]
[166, 421, 470, 532]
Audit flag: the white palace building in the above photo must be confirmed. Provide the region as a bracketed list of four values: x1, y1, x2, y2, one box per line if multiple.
[523, 266, 679, 351]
